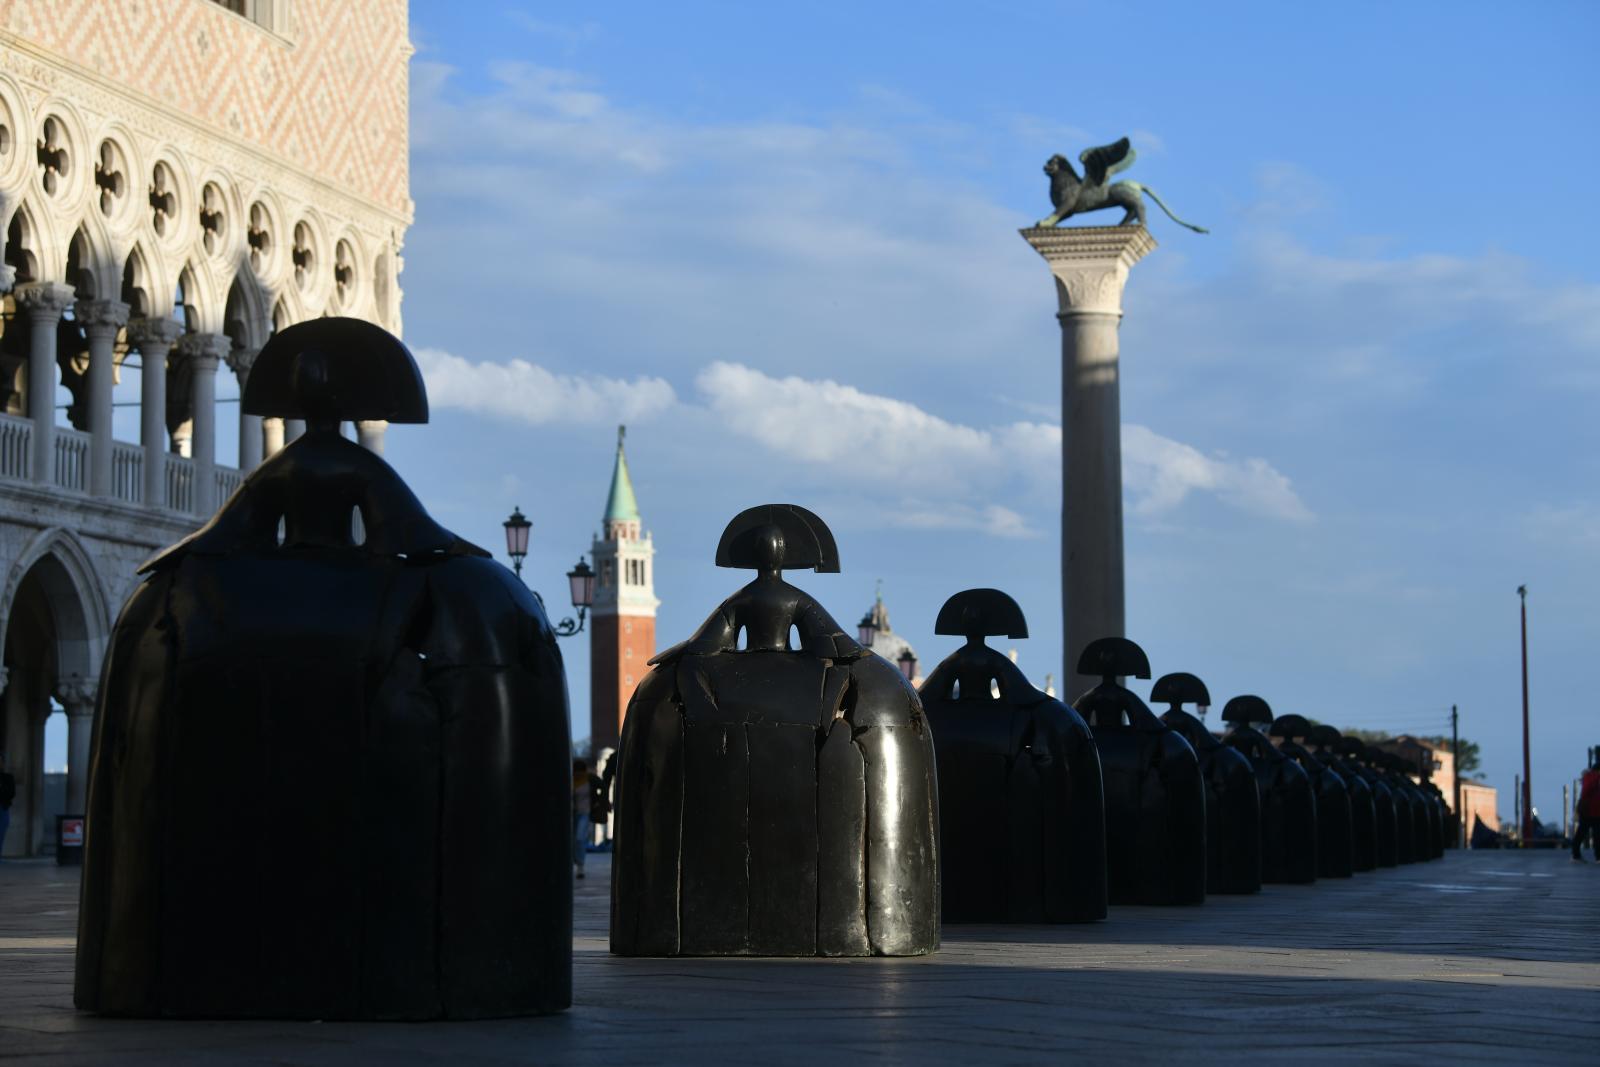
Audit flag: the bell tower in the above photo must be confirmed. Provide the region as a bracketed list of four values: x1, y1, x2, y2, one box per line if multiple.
[588, 426, 658, 756]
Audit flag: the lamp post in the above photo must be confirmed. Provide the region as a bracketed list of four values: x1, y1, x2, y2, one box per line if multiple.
[896, 649, 918, 682]
[502, 505, 595, 638]
[857, 612, 877, 648]
[1518, 584, 1532, 844]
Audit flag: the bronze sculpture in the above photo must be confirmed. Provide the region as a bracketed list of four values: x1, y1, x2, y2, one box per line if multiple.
[1270, 715, 1354, 879]
[610, 505, 939, 957]
[919, 589, 1107, 923]
[1034, 137, 1208, 233]
[75, 319, 573, 1019]
[1221, 695, 1318, 885]
[1154, 672, 1262, 895]
[1072, 638, 1206, 906]
[1309, 726, 1377, 873]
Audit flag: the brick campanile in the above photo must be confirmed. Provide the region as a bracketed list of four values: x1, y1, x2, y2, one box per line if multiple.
[588, 426, 658, 756]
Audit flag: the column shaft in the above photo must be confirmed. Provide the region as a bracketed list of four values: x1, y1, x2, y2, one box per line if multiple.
[16, 283, 76, 485]
[1061, 310, 1126, 693]
[263, 418, 285, 457]
[129, 319, 181, 509]
[65, 710, 94, 812]
[179, 333, 228, 516]
[78, 299, 130, 498]
[356, 420, 388, 455]
[227, 348, 263, 472]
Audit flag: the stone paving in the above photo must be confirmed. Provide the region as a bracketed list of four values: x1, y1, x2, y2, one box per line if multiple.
[1, 850, 1596, 1064]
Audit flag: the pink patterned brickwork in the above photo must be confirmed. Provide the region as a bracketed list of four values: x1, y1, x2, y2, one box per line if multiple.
[0, 0, 409, 217]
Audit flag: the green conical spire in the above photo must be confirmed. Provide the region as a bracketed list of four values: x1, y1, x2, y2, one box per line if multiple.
[604, 424, 640, 524]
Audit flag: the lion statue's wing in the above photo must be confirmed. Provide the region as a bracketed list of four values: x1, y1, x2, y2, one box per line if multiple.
[1078, 138, 1135, 187]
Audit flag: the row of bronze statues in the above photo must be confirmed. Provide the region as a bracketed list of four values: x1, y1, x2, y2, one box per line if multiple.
[73, 321, 1447, 1021]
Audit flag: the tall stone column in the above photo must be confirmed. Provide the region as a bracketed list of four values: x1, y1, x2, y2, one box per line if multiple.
[15, 282, 76, 485]
[178, 332, 229, 516]
[356, 419, 388, 455]
[57, 676, 96, 814]
[263, 418, 285, 457]
[128, 318, 182, 509]
[1020, 225, 1156, 694]
[227, 347, 263, 471]
[77, 298, 131, 497]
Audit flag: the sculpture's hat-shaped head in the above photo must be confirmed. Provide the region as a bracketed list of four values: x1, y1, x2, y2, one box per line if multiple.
[715, 503, 839, 575]
[242, 317, 428, 428]
[934, 588, 1028, 644]
[1076, 636, 1151, 682]
[1268, 713, 1314, 741]
[1150, 671, 1210, 709]
[1334, 737, 1368, 759]
[1308, 725, 1343, 749]
[1221, 694, 1273, 726]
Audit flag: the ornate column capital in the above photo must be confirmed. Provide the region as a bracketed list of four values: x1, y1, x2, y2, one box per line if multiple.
[1019, 225, 1157, 317]
[176, 331, 230, 371]
[74, 298, 131, 336]
[127, 316, 184, 352]
[14, 280, 78, 319]
[56, 674, 97, 713]
[225, 346, 261, 382]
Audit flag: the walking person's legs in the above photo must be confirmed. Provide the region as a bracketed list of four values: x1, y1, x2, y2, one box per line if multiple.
[573, 813, 591, 878]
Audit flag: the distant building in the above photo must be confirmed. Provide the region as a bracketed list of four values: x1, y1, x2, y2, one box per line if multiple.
[858, 588, 923, 687]
[1376, 735, 1499, 844]
[588, 426, 657, 757]
[0, 0, 411, 855]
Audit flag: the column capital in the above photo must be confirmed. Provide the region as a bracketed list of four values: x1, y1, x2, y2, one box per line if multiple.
[1019, 225, 1157, 316]
[225, 345, 260, 381]
[14, 280, 78, 318]
[127, 316, 184, 351]
[176, 331, 230, 370]
[74, 297, 131, 333]
[55, 674, 97, 712]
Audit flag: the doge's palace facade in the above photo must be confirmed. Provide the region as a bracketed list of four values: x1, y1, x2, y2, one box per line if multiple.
[0, 0, 412, 855]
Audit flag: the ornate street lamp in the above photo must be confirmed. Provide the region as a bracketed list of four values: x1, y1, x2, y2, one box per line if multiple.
[503, 506, 531, 578]
[502, 505, 591, 639]
[897, 649, 917, 681]
[857, 611, 877, 648]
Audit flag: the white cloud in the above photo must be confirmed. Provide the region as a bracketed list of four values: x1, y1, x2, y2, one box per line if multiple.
[694, 361, 1309, 527]
[1122, 424, 1312, 522]
[414, 346, 676, 426]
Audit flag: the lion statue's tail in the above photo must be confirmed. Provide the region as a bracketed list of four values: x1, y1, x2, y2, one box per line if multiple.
[1127, 182, 1209, 234]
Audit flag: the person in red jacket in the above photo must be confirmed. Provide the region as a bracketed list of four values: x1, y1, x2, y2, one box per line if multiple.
[1574, 759, 1600, 862]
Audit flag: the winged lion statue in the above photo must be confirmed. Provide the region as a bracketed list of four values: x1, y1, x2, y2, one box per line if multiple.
[1035, 137, 1208, 233]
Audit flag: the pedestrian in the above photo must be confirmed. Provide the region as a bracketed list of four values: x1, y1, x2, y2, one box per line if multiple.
[573, 759, 592, 879]
[0, 752, 15, 860]
[1573, 757, 1600, 863]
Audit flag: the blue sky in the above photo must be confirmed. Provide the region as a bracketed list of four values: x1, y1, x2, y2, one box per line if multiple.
[56, 3, 1591, 825]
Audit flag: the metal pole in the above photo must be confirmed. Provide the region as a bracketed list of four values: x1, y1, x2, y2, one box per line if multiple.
[1518, 586, 1532, 843]
[1452, 704, 1462, 847]
[1562, 784, 1569, 840]
[1513, 775, 1520, 839]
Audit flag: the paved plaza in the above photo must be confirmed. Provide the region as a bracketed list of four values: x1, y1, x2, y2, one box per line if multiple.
[1, 849, 1596, 1064]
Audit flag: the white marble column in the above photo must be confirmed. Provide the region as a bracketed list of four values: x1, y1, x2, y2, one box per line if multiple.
[227, 347, 263, 471]
[356, 419, 388, 455]
[57, 676, 96, 814]
[127, 318, 182, 509]
[14, 282, 76, 485]
[178, 332, 229, 516]
[1021, 225, 1156, 694]
[76, 298, 131, 498]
